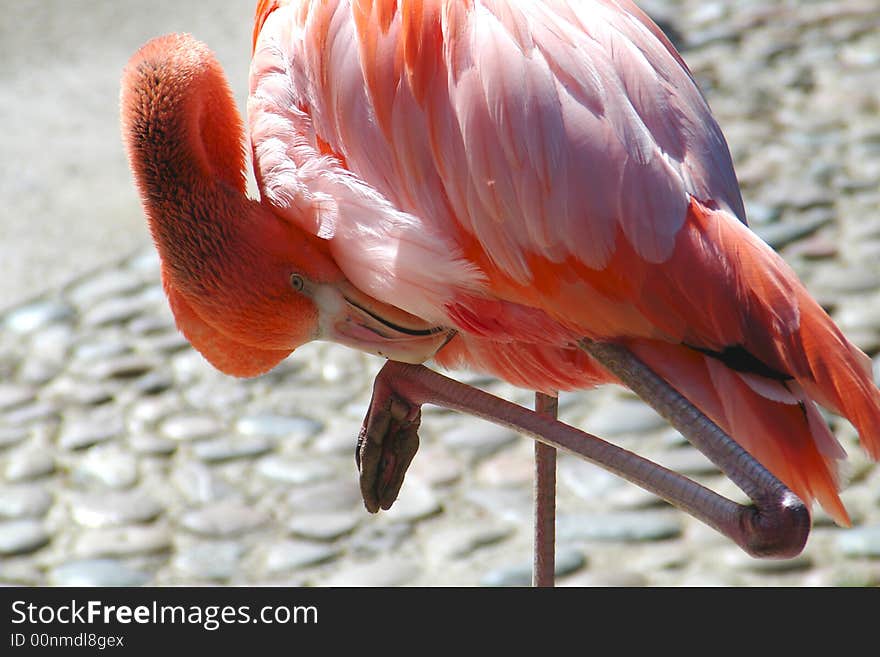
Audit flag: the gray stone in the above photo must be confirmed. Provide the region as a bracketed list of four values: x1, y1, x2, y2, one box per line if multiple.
[286, 478, 363, 513]
[69, 490, 163, 528]
[29, 324, 72, 363]
[835, 300, 880, 334]
[90, 355, 157, 381]
[0, 561, 44, 585]
[171, 462, 234, 505]
[256, 455, 336, 485]
[481, 549, 586, 586]
[72, 447, 139, 489]
[475, 448, 533, 487]
[128, 433, 178, 456]
[159, 414, 224, 442]
[183, 381, 251, 412]
[73, 525, 173, 558]
[812, 264, 880, 297]
[128, 315, 175, 336]
[236, 414, 322, 441]
[58, 414, 124, 450]
[348, 521, 413, 557]
[67, 269, 145, 306]
[44, 378, 115, 406]
[442, 423, 519, 459]
[127, 248, 161, 274]
[128, 394, 185, 427]
[173, 541, 244, 581]
[406, 445, 463, 487]
[427, 525, 514, 561]
[72, 338, 130, 364]
[4, 300, 74, 333]
[180, 501, 268, 537]
[382, 481, 442, 523]
[144, 331, 192, 356]
[311, 422, 363, 455]
[557, 511, 683, 543]
[2, 401, 60, 426]
[0, 520, 50, 555]
[744, 201, 782, 225]
[17, 360, 62, 386]
[837, 525, 880, 558]
[4, 449, 56, 481]
[464, 487, 533, 524]
[0, 485, 52, 519]
[49, 559, 150, 587]
[320, 555, 420, 587]
[559, 456, 628, 502]
[132, 371, 175, 396]
[655, 448, 719, 476]
[586, 396, 667, 437]
[0, 426, 27, 449]
[194, 436, 273, 463]
[753, 211, 832, 250]
[262, 540, 342, 574]
[287, 511, 361, 541]
[0, 383, 36, 411]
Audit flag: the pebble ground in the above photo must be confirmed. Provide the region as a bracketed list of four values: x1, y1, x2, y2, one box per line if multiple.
[1, 1, 880, 586]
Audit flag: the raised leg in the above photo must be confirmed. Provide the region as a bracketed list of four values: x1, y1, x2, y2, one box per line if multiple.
[533, 392, 558, 587]
[357, 355, 810, 559]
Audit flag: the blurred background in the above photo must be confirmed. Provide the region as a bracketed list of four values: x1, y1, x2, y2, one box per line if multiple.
[0, 1, 879, 586]
[0, 0, 255, 311]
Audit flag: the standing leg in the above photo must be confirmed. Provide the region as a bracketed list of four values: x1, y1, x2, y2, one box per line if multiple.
[533, 392, 558, 588]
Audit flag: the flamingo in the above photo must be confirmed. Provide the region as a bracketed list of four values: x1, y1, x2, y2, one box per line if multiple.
[121, 0, 880, 580]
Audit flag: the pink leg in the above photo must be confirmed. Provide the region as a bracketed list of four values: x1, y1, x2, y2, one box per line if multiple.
[356, 355, 810, 559]
[533, 392, 558, 588]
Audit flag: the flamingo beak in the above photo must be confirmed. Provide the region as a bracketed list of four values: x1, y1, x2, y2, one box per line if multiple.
[314, 281, 454, 364]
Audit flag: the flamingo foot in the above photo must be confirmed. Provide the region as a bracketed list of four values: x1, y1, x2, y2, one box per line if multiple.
[356, 374, 421, 513]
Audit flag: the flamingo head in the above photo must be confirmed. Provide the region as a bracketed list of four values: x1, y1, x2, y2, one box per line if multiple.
[121, 34, 450, 377]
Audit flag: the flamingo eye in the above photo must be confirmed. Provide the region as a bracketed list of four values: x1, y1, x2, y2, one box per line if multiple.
[290, 273, 305, 292]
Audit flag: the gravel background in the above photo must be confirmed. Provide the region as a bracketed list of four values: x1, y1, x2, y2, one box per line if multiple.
[1, 1, 879, 586]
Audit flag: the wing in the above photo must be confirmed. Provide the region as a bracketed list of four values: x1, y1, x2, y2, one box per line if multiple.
[351, 0, 745, 272]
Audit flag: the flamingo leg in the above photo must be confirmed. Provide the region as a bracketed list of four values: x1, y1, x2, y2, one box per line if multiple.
[357, 354, 810, 559]
[533, 393, 558, 587]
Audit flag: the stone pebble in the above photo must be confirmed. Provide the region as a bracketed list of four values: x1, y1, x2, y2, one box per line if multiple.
[3, 299, 74, 333]
[481, 548, 586, 587]
[319, 555, 421, 587]
[287, 511, 362, 541]
[0, 485, 53, 519]
[172, 541, 244, 582]
[73, 524, 173, 559]
[260, 539, 343, 575]
[4, 449, 56, 482]
[557, 511, 684, 543]
[836, 525, 880, 558]
[0, 520, 51, 555]
[0, 383, 36, 411]
[179, 500, 269, 537]
[585, 396, 668, 438]
[194, 436, 274, 463]
[69, 490, 164, 528]
[49, 559, 151, 587]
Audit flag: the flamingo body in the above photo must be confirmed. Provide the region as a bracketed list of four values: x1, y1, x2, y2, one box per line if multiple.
[122, 0, 880, 526]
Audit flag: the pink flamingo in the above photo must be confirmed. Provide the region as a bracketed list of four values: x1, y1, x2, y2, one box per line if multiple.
[121, 0, 880, 584]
